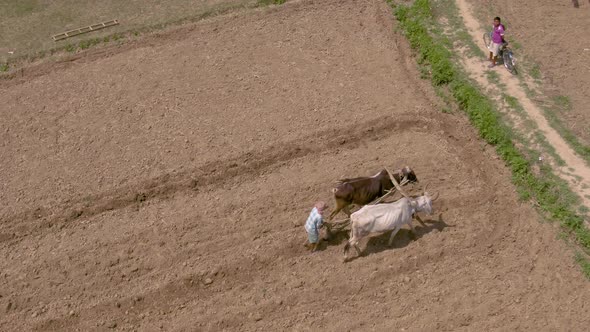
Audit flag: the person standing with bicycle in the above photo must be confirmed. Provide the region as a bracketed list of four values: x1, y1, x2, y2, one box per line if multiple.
[488, 17, 506, 68]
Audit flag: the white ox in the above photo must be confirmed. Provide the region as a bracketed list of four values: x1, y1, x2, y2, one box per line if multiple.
[343, 189, 438, 261]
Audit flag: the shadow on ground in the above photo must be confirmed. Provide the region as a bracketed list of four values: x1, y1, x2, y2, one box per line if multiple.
[331, 213, 451, 261]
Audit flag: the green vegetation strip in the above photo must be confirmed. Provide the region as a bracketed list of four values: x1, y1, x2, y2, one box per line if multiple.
[390, 0, 590, 277]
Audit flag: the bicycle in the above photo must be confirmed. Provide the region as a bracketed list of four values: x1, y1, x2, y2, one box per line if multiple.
[483, 32, 517, 75]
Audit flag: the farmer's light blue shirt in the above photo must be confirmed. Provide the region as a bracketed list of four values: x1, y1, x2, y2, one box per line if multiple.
[305, 207, 324, 234]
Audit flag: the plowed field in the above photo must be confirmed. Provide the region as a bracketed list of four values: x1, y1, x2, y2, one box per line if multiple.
[1, 1, 588, 331]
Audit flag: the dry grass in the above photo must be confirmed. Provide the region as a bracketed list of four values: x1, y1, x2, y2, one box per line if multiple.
[0, 0, 257, 62]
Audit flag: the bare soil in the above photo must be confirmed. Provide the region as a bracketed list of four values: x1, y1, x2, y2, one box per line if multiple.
[1, 0, 589, 331]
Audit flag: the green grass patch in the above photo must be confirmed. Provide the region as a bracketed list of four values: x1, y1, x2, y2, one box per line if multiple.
[485, 70, 501, 85]
[257, 0, 286, 4]
[78, 38, 102, 50]
[506, 36, 522, 50]
[392, 0, 590, 277]
[503, 94, 519, 110]
[0, 63, 8, 72]
[552, 95, 572, 111]
[530, 64, 542, 80]
[575, 252, 590, 279]
[393, 2, 454, 86]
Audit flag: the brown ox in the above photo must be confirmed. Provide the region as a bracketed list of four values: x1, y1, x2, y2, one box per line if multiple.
[328, 167, 418, 221]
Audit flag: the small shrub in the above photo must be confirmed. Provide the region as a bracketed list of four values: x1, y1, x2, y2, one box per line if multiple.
[575, 252, 590, 279]
[530, 64, 541, 80]
[552, 95, 571, 110]
[79, 38, 101, 50]
[258, 0, 286, 5]
[79, 40, 90, 50]
[486, 70, 500, 85]
[508, 37, 522, 50]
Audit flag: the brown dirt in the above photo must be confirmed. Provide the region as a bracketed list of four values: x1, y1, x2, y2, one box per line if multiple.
[1, 0, 589, 331]
[468, 0, 590, 145]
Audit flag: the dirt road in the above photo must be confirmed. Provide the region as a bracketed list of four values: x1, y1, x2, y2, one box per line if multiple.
[1, 0, 589, 331]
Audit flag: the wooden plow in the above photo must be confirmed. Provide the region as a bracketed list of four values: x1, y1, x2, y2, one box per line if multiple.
[327, 168, 411, 233]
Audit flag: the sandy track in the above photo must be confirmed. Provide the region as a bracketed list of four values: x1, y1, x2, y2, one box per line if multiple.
[1, 0, 589, 331]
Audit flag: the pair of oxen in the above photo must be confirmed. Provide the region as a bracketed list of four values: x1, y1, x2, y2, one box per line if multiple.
[325, 167, 438, 260]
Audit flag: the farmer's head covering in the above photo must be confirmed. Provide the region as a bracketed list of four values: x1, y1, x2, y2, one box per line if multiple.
[315, 201, 328, 213]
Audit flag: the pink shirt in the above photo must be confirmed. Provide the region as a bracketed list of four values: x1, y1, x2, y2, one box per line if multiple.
[492, 24, 505, 44]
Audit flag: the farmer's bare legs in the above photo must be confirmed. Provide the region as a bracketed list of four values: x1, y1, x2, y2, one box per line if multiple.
[311, 242, 320, 252]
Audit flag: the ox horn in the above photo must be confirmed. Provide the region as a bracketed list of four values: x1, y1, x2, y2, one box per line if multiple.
[422, 183, 429, 195]
[430, 192, 440, 201]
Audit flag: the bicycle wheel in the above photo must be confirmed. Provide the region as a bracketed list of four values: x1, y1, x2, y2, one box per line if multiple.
[483, 32, 491, 49]
[502, 49, 517, 75]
